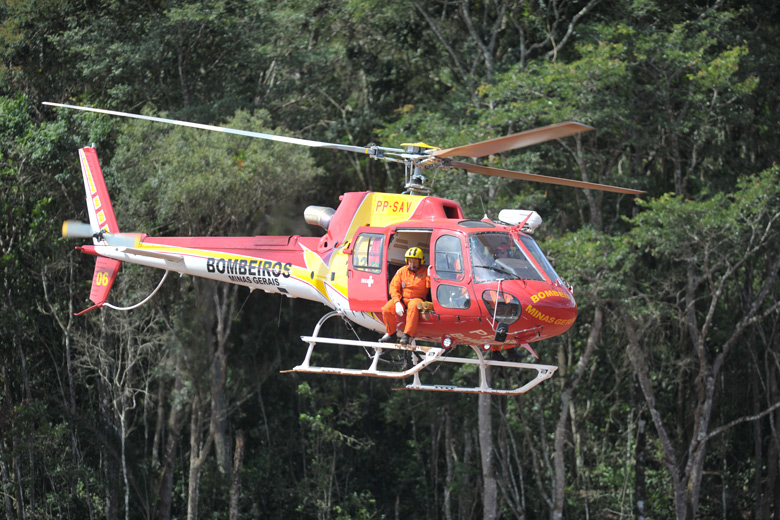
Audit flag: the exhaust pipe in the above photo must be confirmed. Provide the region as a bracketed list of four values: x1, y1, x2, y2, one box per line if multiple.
[304, 206, 336, 230]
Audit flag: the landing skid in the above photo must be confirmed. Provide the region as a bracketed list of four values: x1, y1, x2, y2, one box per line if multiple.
[282, 311, 558, 395]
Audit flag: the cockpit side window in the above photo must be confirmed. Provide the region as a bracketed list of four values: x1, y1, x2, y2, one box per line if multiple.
[468, 232, 545, 282]
[434, 234, 465, 281]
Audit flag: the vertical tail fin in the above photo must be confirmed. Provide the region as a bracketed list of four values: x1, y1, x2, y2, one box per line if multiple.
[74, 147, 123, 315]
[79, 147, 120, 242]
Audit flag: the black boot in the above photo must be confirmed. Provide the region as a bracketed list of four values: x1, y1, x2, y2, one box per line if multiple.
[378, 332, 396, 343]
[505, 347, 524, 362]
[400, 351, 411, 371]
[490, 350, 506, 362]
[399, 333, 411, 345]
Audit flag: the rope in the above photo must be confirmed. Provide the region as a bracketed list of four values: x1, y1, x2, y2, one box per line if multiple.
[103, 270, 169, 311]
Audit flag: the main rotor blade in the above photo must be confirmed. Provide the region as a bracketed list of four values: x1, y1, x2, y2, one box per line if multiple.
[43, 102, 375, 155]
[433, 122, 594, 159]
[448, 160, 644, 195]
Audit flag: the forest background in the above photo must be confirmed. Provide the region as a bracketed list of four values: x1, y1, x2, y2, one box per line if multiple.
[2, 0, 780, 519]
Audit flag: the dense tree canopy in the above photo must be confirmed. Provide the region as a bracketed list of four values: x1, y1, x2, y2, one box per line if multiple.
[2, 0, 779, 519]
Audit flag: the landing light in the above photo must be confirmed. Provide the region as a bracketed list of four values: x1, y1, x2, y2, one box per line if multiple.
[442, 337, 453, 349]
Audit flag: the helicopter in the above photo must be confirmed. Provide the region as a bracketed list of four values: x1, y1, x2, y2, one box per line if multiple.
[45, 102, 643, 395]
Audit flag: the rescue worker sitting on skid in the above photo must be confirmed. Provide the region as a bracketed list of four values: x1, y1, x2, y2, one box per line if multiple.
[379, 247, 430, 345]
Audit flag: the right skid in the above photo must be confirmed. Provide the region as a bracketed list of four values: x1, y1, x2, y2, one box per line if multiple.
[283, 311, 557, 395]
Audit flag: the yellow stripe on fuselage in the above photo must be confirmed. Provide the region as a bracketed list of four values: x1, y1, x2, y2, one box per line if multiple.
[128, 238, 329, 299]
[301, 245, 329, 298]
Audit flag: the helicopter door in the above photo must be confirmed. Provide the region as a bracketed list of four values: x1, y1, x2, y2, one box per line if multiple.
[346, 229, 388, 311]
[431, 232, 480, 317]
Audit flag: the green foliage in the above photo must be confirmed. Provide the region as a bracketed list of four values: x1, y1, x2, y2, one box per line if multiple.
[630, 167, 780, 268]
[3, 0, 780, 518]
[110, 108, 322, 235]
[295, 382, 379, 519]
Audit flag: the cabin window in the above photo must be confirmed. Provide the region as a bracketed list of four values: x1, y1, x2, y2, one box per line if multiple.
[458, 220, 495, 228]
[352, 233, 384, 274]
[434, 234, 465, 282]
[437, 284, 471, 309]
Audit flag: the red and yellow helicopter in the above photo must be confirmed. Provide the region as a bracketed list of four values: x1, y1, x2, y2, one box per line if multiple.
[45, 102, 642, 395]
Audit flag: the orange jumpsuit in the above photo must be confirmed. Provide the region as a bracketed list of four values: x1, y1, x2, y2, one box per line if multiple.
[381, 265, 430, 336]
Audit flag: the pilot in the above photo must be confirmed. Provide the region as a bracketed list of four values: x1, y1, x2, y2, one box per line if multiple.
[473, 241, 513, 283]
[494, 242, 511, 259]
[379, 247, 430, 345]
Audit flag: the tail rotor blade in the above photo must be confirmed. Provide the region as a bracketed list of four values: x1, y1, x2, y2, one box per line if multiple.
[62, 220, 95, 238]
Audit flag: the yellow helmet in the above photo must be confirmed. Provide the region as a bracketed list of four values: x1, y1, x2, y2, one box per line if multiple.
[405, 247, 424, 262]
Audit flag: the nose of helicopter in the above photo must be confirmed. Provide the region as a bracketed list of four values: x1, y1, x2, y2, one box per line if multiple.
[517, 282, 578, 339]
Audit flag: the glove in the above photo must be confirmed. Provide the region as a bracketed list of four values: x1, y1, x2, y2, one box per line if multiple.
[395, 301, 404, 316]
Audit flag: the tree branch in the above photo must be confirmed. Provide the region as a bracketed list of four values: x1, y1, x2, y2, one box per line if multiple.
[701, 400, 780, 446]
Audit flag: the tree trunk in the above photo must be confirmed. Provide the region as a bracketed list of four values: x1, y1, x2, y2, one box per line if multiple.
[13, 456, 24, 520]
[120, 408, 130, 520]
[751, 361, 763, 520]
[157, 359, 184, 520]
[152, 380, 165, 469]
[43, 261, 80, 465]
[764, 357, 780, 520]
[479, 379, 498, 519]
[228, 431, 246, 520]
[209, 283, 237, 475]
[11, 300, 35, 517]
[461, 419, 475, 518]
[496, 401, 527, 518]
[444, 406, 454, 520]
[574, 135, 603, 230]
[1, 437, 15, 520]
[187, 396, 214, 520]
[551, 306, 603, 520]
[97, 315, 119, 520]
[634, 377, 648, 520]
[626, 318, 687, 519]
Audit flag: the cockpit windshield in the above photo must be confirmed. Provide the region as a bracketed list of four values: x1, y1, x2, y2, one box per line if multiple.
[517, 234, 564, 284]
[468, 232, 545, 282]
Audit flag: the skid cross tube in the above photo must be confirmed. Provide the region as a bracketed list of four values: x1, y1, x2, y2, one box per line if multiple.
[283, 313, 558, 395]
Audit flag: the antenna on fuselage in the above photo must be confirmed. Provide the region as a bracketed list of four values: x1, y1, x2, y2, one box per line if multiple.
[479, 196, 489, 220]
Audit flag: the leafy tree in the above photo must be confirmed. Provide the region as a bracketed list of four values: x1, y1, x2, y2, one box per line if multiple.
[3, 0, 780, 518]
[1, 95, 116, 518]
[107, 108, 323, 515]
[623, 168, 780, 519]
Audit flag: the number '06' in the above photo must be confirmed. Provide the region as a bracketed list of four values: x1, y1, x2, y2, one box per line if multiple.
[95, 272, 110, 286]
